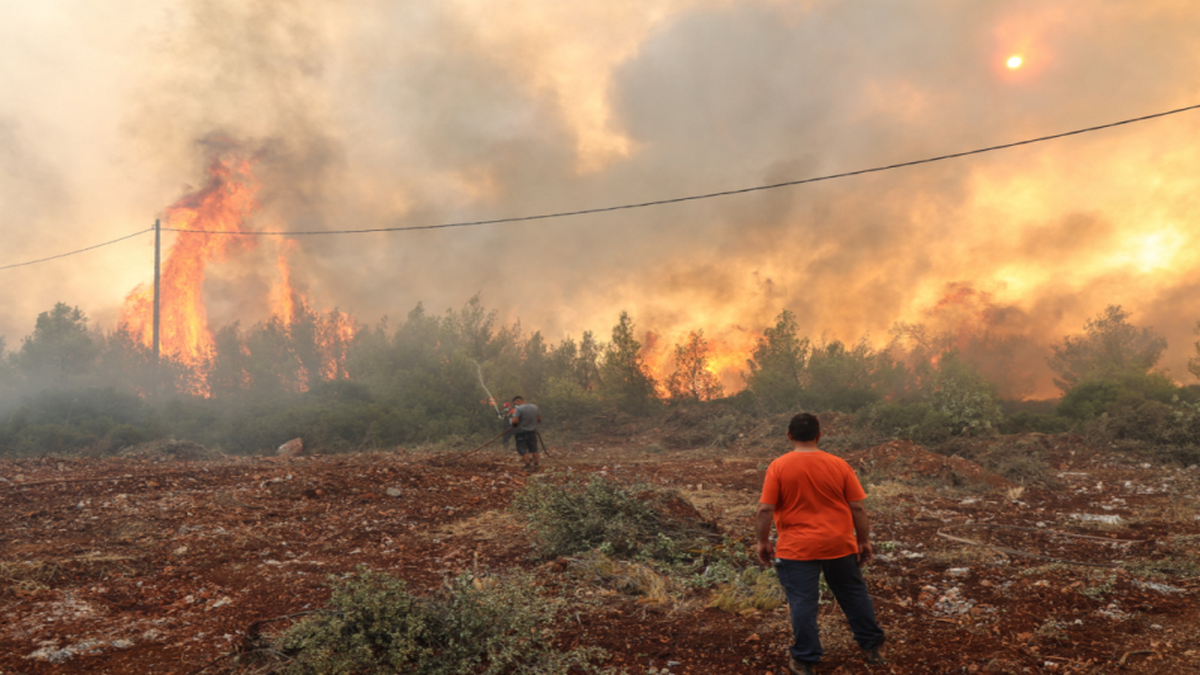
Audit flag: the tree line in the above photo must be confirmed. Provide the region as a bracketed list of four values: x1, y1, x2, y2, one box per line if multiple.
[0, 297, 1198, 459]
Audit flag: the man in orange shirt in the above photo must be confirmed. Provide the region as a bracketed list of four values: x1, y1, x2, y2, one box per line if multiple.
[756, 413, 886, 674]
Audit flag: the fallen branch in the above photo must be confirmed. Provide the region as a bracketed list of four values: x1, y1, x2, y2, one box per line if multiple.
[1118, 649, 1155, 666]
[8, 471, 197, 489]
[935, 531, 1120, 568]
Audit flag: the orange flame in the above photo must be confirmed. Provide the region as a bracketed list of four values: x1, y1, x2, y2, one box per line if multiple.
[119, 152, 358, 395]
[119, 154, 259, 394]
[642, 327, 759, 397]
[270, 242, 301, 328]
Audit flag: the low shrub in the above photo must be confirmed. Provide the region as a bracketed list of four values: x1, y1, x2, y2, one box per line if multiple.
[262, 567, 609, 675]
[857, 402, 954, 445]
[513, 473, 695, 559]
[999, 411, 1075, 435]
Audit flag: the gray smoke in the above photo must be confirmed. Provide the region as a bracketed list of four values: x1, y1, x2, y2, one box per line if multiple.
[3, 0, 1200, 395]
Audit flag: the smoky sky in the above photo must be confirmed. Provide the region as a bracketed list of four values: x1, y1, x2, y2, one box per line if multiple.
[3, 0, 1200, 396]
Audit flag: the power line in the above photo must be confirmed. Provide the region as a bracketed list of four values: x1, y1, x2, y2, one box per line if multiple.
[0, 228, 154, 271]
[4, 101, 1199, 270]
[162, 101, 1200, 237]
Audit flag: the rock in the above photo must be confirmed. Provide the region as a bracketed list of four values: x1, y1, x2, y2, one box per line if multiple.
[386, 487, 403, 497]
[277, 438, 304, 457]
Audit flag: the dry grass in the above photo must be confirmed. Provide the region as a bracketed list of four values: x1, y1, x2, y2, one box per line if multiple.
[567, 552, 674, 607]
[1154, 501, 1200, 525]
[862, 480, 923, 517]
[925, 544, 1010, 566]
[441, 509, 523, 540]
[0, 553, 144, 597]
[707, 567, 786, 615]
[0, 560, 61, 596]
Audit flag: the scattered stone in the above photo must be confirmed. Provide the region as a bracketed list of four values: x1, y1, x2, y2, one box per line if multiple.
[1071, 513, 1123, 525]
[1133, 579, 1185, 595]
[26, 638, 133, 663]
[277, 438, 304, 458]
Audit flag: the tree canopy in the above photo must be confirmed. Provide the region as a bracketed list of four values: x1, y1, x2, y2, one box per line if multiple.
[1048, 305, 1167, 392]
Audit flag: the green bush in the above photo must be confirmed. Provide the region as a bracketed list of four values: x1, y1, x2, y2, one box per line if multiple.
[926, 355, 1002, 436]
[514, 473, 676, 558]
[268, 568, 607, 675]
[998, 411, 1074, 435]
[857, 401, 954, 445]
[1058, 372, 1179, 420]
[540, 376, 601, 423]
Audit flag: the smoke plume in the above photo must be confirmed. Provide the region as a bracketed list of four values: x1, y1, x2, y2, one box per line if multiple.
[3, 0, 1200, 396]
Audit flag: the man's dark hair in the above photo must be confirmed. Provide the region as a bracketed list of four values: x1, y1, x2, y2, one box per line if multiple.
[512, 396, 525, 403]
[788, 413, 820, 442]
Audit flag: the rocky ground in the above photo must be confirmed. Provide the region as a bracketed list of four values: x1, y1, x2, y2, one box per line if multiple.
[1, 429, 1199, 674]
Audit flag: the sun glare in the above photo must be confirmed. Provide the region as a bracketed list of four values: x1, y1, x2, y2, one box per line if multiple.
[1006, 55, 1023, 69]
[1133, 232, 1178, 272]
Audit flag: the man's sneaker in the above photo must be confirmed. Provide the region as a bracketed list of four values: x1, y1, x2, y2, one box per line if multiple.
[787, 656, 817, 675]
[522, 463, 532, 471]
[862, 646, 888, 667]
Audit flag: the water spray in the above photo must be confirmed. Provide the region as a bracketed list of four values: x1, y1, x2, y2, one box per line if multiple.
[474, 360, 502, 418]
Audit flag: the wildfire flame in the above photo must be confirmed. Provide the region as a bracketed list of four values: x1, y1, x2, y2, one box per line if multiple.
[641, 327, 759, 397]
[119, 152, 357, 395]
[119, 154, 259, 394]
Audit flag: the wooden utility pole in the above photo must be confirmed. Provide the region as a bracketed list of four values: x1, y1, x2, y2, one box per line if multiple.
[152, 218, 161, 364]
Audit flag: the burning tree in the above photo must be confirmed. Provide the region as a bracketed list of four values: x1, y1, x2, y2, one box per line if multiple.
[665, 330, 724, 403]
[116, 149, 357, 397]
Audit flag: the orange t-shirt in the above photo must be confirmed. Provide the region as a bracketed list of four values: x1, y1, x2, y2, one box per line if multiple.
[759, 450, 866, 561]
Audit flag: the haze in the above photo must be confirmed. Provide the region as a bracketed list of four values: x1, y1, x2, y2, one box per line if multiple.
[3, 0, 1200, 397]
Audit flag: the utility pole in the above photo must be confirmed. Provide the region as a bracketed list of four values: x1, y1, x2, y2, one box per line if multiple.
[152, 218, 161, 365]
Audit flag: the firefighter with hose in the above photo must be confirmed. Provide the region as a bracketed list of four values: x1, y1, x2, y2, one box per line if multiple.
[510, 395, 541, 471]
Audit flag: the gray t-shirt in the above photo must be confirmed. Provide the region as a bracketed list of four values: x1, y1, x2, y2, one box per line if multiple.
[513, 403, 540, 432]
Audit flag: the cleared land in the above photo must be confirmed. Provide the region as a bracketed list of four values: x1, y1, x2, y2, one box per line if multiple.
[2, 427, 1199, 674]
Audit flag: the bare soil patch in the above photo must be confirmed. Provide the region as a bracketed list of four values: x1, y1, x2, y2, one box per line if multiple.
[2, 434, 1199, 674]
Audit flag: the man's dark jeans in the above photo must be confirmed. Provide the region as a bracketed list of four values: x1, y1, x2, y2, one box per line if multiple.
[775, 554, 884, 664]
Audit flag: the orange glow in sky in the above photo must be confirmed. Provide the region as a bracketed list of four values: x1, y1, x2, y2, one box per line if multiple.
[1006, 55, 1023, 69]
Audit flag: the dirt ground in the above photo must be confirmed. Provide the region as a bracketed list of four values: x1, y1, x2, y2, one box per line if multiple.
[2, 430, 1199, 675]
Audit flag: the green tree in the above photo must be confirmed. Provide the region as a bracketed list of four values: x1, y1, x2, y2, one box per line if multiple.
[243, 316, 305, 395]
[925, 353, 1003, 435]
[1188, 320, 1200, 381]
[1057, 371, 1179, 420]
[598, 311, 657, 412]
[576, 331, 602, 391]
[546, 331, 603, 392]
[343, 318, 394, 394]
[206, 322, 249, 396]
[665, 330, 724, 403]
[745, 310, 809, 411]
[1049, 305, 1167, 392]
[520, 331, 549, 399]
[802, 337, 881, 412]
[97, 326, 185, 397]
[14, 302, 99, 383]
